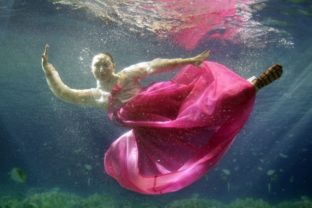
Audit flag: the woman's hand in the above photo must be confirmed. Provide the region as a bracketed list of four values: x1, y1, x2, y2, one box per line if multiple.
[192, 50, 210, 66]
[42, 44, 49, 66]
[41, 44, 55, 76]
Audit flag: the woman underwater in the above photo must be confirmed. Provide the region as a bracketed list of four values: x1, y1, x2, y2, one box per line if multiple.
[41, 45, 282, 194]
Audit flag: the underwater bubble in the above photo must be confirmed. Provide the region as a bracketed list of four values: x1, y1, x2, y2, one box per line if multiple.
[222, 168, 231, 175]
[267, 169, 275, 176]
[279, 153, 288, 159]
[78, 47, 93, 73]
[84, 164, 93, 171]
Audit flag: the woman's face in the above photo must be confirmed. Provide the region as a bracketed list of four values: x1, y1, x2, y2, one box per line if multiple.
[91, 54, 115, 81]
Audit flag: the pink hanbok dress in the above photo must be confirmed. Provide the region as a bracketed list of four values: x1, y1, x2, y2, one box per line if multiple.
[104, 61, 256, 194]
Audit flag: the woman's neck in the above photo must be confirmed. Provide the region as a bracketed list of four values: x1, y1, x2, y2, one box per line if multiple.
[97, 73, 119, 91]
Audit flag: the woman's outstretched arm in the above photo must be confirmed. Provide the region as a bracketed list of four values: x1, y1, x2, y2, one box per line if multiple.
[148, 50, 210, 73]
[119, 50, 210, 81]
[41, 45, 101, 107]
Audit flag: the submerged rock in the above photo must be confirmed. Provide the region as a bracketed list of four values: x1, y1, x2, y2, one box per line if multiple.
[9, 167, 28, 183]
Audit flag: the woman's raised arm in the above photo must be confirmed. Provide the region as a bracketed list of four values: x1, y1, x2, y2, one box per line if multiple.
[41, 45, 101, 108]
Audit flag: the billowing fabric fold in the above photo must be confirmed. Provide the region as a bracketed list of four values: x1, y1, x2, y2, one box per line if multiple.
[105, 61, 256, 194]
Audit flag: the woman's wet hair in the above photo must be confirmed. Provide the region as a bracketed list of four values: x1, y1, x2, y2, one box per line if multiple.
[102, 52, 114, 64]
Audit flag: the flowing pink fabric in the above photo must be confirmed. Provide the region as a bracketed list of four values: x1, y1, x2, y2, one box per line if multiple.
[104, 61, 256, 194]
[156, 0, 251, 50]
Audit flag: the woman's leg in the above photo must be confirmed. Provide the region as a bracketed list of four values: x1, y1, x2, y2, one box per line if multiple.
[249, 64, 283, 91]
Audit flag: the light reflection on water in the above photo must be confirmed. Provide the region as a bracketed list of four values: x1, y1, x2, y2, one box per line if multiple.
[49, 0, 294, 50]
